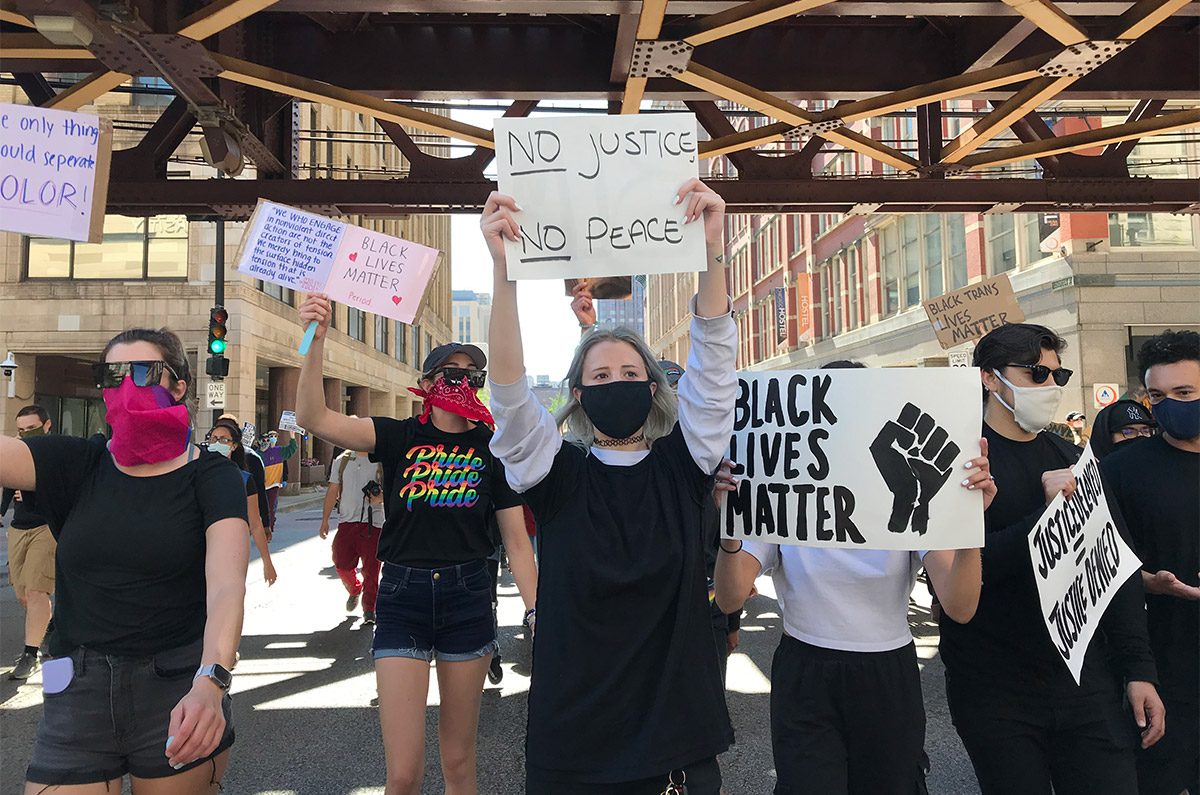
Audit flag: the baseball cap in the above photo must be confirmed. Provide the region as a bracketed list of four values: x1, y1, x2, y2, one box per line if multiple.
[422, 342, 487, 376]
[1106, 400, 1156, 431]
[1065, 411, 1085, 422]
[659, 360, 684, 387]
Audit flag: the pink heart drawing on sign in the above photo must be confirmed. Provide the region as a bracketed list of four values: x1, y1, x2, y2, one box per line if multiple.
[391, 295, 402, 305]
[349, 252, 358, 262]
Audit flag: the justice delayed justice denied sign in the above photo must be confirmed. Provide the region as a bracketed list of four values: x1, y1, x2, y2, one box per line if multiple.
[0, 102, 113, 243]
[1027, 444, 1140, 684]
[234, 200, 441, 325]
[494, 112, 706, 281]
[723, 368, 985, 552]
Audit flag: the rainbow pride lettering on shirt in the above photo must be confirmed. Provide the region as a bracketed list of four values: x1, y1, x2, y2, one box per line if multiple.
[398, 444, 485, 511]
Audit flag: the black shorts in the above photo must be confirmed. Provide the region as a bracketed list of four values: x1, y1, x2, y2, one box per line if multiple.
[26, 637, 234, 786]
[525, 756, 722, 795]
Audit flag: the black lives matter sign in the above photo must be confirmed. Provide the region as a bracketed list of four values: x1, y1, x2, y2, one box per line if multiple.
[723, 369, 984, 551]
[1027, 444, 1140, 684]
[923, 273, 1026, 350]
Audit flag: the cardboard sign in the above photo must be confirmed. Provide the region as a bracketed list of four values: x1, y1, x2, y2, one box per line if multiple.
[235, 200, 441, 324]
[723, 369, 984, 550]
[1027, 444, 1141, 683]
[495, 113, 705, 281]
[923, 274, 1025, 349]
[279, 410, 305, 434]
[0, 103, 112, 243]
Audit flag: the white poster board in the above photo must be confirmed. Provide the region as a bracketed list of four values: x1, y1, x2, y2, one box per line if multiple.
[723, 369, 985, 550]
[279, 410, 305, 434]
[494, 113, 705, 281]
[0, 103, 112, 243]
[1027, 444, 1140, 684]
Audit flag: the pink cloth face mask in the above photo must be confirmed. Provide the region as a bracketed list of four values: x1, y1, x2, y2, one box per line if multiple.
[103, 378, 191, 466]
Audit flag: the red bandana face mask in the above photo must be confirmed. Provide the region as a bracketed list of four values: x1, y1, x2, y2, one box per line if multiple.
[408, 374, 494, 427]
[103, 378, 191, 466]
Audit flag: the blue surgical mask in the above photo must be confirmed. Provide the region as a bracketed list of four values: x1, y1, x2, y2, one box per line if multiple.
[207, 441, 233, 457]
[1152, 398, 1200, 442]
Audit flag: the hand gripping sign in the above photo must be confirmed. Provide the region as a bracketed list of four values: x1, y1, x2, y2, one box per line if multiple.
[723, 368, 984, 551]
[234, 200, 442, 353]
[1027, 444, 1141, 684]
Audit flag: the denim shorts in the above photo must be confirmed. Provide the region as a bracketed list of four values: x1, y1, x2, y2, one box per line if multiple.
[26, 636, 234, 785]
[372, 558, 498, 663]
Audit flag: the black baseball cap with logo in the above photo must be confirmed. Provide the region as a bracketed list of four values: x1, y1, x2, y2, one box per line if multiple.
[1105, 399, 1156, 431]
[422, 342, 487, 377]
[659, 360, 684, 387]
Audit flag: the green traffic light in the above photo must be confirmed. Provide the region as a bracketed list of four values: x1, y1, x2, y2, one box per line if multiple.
[210, 339, 227, 354]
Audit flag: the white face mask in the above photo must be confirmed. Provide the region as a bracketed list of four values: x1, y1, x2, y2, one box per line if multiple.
[992, 370, 1064, 434]
[207, 441, 233, 457]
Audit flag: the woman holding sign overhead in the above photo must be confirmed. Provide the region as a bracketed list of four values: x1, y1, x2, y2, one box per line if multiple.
[940, 322, 1164, 795]
[294, 301, 538, 795]
[484, 179, 735, 794]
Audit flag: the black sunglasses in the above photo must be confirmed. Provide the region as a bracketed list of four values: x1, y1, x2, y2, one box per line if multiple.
[1006, 363, 1073, 387]
[435, 367, 486, 389]
[92, 360, 179, 389]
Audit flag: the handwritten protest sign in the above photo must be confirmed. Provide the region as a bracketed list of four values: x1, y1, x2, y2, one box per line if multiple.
[279, 410, 305, 434]
[495, 113, 704, 281]
[923, 274, 1025, 349]
[236, 200, 441, 337]
[1027, 444, 1140, 684]
[723, 369, 984, 551]
[0, 103, 112, 243]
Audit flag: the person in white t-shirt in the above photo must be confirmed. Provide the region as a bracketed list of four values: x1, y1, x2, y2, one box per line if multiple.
[714, 360, 994, 795]
[320, 449, 385, 624]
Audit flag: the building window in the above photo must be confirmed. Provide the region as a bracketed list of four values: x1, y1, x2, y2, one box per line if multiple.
[413, 323, 423, 366]
[424, 333, 433, 363]
[947, 215, 968, 290]
[881, 226, 900, 316]
[923, 215, 944, 299]
[1108, 213, 1194, 248]
[374, 314, 389, 353]
[347, 307, 366, 342]
[987, 214, 1018, 274]
[260, 281, 294, 305]
[847, 248, 860, 330]
[901, 216, 921, 307]
[26, 214, 189, 279]
[395, 321, 408, 364]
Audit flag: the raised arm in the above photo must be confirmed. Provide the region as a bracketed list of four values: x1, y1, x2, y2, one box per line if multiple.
[296, 292, 377, 453]
[673, 180, 737, 475]
[0, 436, 36, 491]
[483, 192, 525, 386]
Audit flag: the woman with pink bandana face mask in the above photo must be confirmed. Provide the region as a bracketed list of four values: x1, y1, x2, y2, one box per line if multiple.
[295, 295, 538, 795]
[0, 328, 250, 793]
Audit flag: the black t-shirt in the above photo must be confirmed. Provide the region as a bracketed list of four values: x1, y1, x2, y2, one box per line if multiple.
[940, 425, 1157, 704]
[521, 425, 733, 783]
[25, 434, 248, 657]
[1, 486, 49, 530]
[370, 417, 521, 567]
[244, 449, 269, 526]
[1103, 435, 1199, 705]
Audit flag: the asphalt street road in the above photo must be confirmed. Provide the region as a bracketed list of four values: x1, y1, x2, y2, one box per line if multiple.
[1, 503, 980, 794]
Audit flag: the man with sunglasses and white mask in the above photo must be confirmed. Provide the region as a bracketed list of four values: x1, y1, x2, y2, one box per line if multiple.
[941, 322, 1164, 795]
[294, 302, 538, 795]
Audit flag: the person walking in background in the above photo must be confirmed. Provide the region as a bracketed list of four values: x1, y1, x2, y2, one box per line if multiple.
[207, 419, 278, 587]
[218, 412, 271, 537]
[319, 445, 386, 624]
[1102, 330, 1199, 795]
[258, 430, 298, 537]
[2, 405, 57, 680]
[1089, 399, 1157, 460]
[0, 328, 249, 792]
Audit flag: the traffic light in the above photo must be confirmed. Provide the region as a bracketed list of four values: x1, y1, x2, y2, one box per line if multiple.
[207, 306, 229, 354]
[206, 306, 230, 379]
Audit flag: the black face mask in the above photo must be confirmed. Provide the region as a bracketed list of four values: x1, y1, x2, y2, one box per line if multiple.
[579, 380, 654, 440]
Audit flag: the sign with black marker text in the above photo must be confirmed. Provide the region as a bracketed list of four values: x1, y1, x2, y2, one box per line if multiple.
[723, 369, 985, 551]
[1027, 444, 1140, 684]
[923, 274, 1025, 349]
[495, 113, 705, 281]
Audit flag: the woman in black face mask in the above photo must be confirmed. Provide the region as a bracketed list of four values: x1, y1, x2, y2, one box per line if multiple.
[483, 179, 736, 795]
[1090, 399, 1157, 460]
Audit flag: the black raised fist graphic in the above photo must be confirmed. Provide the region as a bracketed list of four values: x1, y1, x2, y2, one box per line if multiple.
[869, 403, 961, 535]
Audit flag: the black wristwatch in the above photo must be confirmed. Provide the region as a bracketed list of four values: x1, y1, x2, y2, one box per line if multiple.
[194, 663, 233, 691]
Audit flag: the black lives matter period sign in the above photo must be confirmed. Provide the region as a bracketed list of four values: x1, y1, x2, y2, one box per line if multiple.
[723, 369, 984, 551]
[1027, 444, 1140, 684]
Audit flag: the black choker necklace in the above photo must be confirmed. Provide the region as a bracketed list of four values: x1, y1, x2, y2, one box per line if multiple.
[592, 433, 646, 448]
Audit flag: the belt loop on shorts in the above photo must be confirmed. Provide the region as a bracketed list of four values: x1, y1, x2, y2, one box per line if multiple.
[71, 647, 87, 677]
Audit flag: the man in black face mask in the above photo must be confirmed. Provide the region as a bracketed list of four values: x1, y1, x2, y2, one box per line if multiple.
[1101, 329, 1199, 795]
[2, 405, 56, 680]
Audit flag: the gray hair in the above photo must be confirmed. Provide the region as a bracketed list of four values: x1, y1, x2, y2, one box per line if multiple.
[554, 326, 678, 448]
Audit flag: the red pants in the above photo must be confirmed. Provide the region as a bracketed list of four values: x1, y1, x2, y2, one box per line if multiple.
[331, 521, 381, 612]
